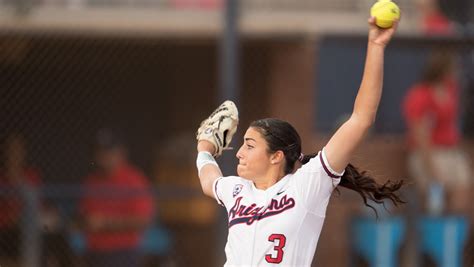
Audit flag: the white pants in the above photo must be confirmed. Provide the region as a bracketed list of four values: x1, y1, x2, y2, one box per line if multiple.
[408, 148, 471, 189]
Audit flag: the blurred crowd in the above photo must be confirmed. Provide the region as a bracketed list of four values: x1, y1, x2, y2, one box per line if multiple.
[0, 130, 160, 267]
[0, 0, 473, 267]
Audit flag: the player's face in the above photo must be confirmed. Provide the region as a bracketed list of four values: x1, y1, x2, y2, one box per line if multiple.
[236, 127, 272, 180]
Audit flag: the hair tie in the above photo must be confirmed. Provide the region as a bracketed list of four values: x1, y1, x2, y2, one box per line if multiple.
[298, 153, 304, 162]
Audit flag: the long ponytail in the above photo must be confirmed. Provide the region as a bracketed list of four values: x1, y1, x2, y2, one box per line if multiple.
[340, 163, 405, 215]
[302, 154, 405, 217]
[251, 118, 405, 217]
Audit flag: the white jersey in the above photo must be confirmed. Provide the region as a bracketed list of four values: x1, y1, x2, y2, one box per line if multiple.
[212, 149, 343, 267]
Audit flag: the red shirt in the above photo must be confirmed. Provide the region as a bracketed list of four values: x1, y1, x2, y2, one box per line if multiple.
[80, 163, 154, 251]
[403, 78, 460, 149]
[422, 12, 454, 35]
[0, 168, 41, 228]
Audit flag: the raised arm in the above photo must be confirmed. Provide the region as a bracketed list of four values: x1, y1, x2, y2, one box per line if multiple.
[324, 17, 399, 173]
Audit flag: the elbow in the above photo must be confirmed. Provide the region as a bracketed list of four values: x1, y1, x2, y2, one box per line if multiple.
[200, 178, 215, 198]
[364, 116, 376, 128]
[350, 113, 376, 129]
[201, 182, 210, 195]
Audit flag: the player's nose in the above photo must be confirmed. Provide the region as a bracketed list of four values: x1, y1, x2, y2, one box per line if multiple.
[236, 145, 244, 159]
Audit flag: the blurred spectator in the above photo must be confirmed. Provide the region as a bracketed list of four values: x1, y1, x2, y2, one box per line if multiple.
[0, 133, 42, 259]
[79, 129, 154, 267]
[402, 49, 471, 216]
[0, 133, 67, 266]
[416, 0, 455, 35]
[436, 0, 473, 30]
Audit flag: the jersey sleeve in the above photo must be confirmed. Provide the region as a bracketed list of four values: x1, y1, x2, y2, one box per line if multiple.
[212, 176, 245, 208]
[292, 148, 342, 216]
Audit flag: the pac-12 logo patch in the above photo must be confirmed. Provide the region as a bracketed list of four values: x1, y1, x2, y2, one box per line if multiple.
[233, 184, 243, 197]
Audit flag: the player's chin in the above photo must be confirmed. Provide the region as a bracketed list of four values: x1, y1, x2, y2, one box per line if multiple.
[237, 164, 244, 175]
[237, 165, 250, 179]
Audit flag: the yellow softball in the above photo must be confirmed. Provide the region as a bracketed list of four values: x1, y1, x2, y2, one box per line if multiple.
[370, 0, 400, 28]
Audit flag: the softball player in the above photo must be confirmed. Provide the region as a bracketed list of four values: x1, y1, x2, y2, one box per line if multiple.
[196, 17, 404, 267]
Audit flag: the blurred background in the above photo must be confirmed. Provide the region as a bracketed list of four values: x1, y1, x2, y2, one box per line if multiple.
[0, 0, 473, 266]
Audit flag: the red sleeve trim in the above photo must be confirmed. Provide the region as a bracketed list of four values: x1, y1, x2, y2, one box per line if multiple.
[213, 178, 225, 207]
[319, 152, 342, 179]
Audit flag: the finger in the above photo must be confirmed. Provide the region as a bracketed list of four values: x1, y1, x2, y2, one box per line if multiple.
[391, 19, 400, 31]
[368, 16, 376, 25]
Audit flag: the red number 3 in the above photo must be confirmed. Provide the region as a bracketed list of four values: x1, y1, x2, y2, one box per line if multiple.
[265, 234, 286, 264]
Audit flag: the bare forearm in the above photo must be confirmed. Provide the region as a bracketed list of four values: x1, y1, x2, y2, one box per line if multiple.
[197, 141, 223, 197]
[199, 164, 223, 196]
[324, 15, 399, 173]
[353, 43, 385, 125]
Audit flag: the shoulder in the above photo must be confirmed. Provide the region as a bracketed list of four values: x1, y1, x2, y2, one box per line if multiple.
[220, 175, 247, 182]
[213, 176, 250, 206]
[294, 151, 324, 174]
[214, 176, 251, 194]
[295, 150, 343, 178]
[215, 176, 249, 186]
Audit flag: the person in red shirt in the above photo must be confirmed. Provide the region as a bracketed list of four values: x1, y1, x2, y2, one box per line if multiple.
[402, 49, 471, 215]
[0, 133, 42, 259]
[79, 129, 154, 267]
[416, 0, 455, 35]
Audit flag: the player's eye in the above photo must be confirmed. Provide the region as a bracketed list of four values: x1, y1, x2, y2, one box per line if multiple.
[247, 144, 254, 149]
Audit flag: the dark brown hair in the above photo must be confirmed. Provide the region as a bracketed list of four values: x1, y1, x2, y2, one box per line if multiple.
[250, 118, 405, 216]
[420, 48, 455, 85]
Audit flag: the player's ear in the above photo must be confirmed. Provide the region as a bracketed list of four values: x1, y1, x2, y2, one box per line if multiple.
[270, 150, 285, 164]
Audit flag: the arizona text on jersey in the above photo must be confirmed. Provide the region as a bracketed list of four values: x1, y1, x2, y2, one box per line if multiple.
[212, 149, 343, 267]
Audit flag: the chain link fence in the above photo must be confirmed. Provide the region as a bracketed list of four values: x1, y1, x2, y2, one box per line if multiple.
[0, 33, 225, 267]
